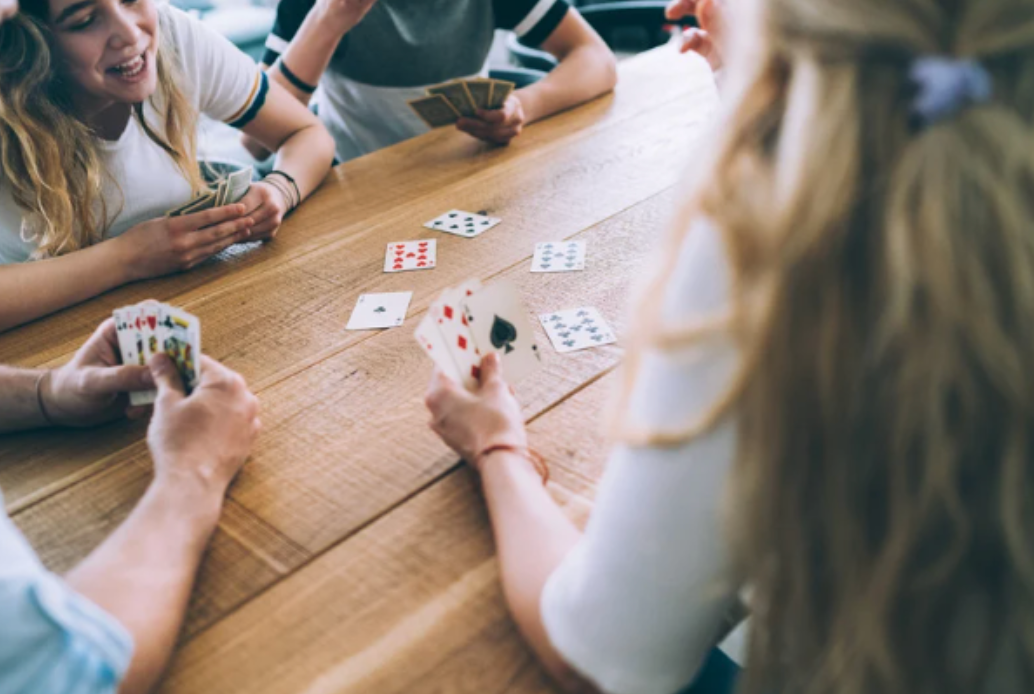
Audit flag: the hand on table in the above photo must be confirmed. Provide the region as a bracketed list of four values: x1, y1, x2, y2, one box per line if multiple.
[118, 204, 254, 280]
[238, 181, 290, 241]
[42, 318, 155, 427]
[457, 94, 526, 146]
[0, 0, 17, 22]
[425, 354, 527, 468]
[666, 0, 724, 71]
[147, 354, 260, 498]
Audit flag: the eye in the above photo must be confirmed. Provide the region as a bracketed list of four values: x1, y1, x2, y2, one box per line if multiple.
[67, 13, 95, 30]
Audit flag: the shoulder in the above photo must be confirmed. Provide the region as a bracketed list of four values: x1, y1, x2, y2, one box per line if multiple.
[660, 217, 731, 325]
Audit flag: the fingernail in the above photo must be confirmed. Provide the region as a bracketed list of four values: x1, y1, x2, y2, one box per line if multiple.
[141, 370, 155, 387]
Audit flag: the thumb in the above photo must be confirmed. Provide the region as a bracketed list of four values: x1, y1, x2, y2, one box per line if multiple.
[149, 353, 186, 401]
[478, 352, 506, 388]
[83, 364, 155, 396]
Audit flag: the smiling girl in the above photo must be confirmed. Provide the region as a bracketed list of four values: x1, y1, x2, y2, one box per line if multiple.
[0, 0, 334, 331]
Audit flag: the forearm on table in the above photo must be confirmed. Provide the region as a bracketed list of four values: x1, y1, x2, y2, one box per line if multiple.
[516, 44, 617, 125]
[66, 476, 224, 694]
[0, 240, 133, 333]
[0, 366, 48, 432]
[479, 451, 599, 693]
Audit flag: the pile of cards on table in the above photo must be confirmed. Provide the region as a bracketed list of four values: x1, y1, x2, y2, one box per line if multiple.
[408, 78, 516, 128]
[165, 166, 253, 217]
[113, 301, 201, 406]
[415, 280, 541, 390]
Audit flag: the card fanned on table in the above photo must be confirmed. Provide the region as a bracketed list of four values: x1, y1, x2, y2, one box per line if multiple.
[407, 78, 516, 128]
[415, 279, 541, 391]
[424, 209, 501, 238]
[531, 241, 587, 273]
[165, 166, 253, 218]
[539, 307, 617, 354]
[114, 300, 201, 406]
[346, 292, 413, 330]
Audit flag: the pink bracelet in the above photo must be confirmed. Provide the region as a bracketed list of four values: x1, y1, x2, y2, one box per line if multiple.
[474, 444, 550, 486]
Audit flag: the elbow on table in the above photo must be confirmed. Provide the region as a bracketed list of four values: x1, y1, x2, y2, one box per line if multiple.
[597, 47, 618, 95]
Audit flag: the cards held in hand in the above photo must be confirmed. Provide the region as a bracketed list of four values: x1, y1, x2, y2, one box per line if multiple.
[165, 166, 253, 218]
[415, 279, 541, 391]
[113, 300, 201, 406]
[408, 78, 516, 129]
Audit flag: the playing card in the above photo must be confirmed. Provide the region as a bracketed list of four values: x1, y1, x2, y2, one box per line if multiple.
[225, 166, 253, 205]
[424, 209, 501, 238]
[465, 78, 492, 111]
[346, 292, 413, 330]
[487, 79, 515, 109]
[113, 307, 143, 367]
[431, 283, 483, 390]
[384, 240, 436, 273]
[126, 302, 161, 406]
[539, 307, 617, 354]
[408, 95, 460, 128]
[462, 281, 542, 383]
[414, 314, 462, 385]
[158, 305, 201, 393]
[427, 80, 478, 118]
[531, 241, 586, 273]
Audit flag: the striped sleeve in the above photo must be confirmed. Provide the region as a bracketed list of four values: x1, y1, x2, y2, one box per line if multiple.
[494, 0, 570, 47]
[262, 0, 319, 66]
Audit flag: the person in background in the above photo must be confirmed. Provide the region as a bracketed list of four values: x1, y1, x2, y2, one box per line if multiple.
[0, 317, 260, 693]
[248, 0, 618, 163]
[425, 0, 1034, 692]
[0, 0, 334, 332]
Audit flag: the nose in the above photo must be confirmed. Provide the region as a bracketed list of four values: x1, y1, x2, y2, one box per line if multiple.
[107, 5, 143, 51]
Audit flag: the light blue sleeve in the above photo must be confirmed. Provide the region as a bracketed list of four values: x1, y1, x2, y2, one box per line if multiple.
[0, 493, 133, 694]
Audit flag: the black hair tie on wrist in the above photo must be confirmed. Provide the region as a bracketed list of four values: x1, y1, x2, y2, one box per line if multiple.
[267, 170, 302, 210]
[276, 58, 317, 95]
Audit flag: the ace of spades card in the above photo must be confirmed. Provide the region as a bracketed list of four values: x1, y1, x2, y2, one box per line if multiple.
[461, 281, 541, 383]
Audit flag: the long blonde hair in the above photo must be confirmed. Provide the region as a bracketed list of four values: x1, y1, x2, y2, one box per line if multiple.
[0, 0, 205, 258]
[621, 0, 1034, 691]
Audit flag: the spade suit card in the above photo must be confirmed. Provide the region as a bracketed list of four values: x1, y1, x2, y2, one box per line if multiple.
[531, 241, 586, 273]
[462, 281, 541, 383]
[346, 292, 413, 330]
[425, 210, 501, 238]
[385, 240, 436, 273]
[539, 307, 617, 353]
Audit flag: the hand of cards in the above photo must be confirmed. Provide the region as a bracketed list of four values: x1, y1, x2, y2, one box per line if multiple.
[166, 166, 253, 218]
[415, 280, 541, 391]
[408, 78, 516, 128]
[113, 300, 201, 406]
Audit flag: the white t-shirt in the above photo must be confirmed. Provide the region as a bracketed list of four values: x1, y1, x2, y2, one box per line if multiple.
[540, 220, 744, 694]
[0, 4, 265, 264]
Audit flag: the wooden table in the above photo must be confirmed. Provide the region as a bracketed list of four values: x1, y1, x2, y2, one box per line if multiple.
[0, 44, 717, 693]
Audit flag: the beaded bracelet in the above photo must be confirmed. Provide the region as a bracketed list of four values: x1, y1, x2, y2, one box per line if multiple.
[475, 444, 550, 486]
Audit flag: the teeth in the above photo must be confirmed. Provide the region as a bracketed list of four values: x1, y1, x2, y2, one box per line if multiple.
[114, 55, 144, 77]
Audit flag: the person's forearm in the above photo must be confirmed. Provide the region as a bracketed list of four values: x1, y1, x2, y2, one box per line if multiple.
[66, 475, 223, 694]
[517, 44, 618, 125]
[0, 237, 134, 333]
[478, 452, 598, 693]
[272, 124, 336, 202]
[0, 366, 48, 432]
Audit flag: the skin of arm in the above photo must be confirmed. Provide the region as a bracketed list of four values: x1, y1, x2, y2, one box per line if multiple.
[424, 355, 601, 693]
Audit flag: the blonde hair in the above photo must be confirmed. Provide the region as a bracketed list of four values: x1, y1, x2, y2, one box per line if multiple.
[0, 0, 205, 258]
[619, 0, 1034, 691]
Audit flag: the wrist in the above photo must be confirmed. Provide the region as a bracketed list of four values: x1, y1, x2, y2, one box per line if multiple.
[514, 89, 541, 125]
[477, 447, 548, 486]
[142, 477, 223, 547]
[109, 233, 144, 283]
[150, 466, 228, 524]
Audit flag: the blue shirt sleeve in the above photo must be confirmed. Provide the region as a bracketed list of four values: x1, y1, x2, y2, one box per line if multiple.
[0, 494, 134, 694]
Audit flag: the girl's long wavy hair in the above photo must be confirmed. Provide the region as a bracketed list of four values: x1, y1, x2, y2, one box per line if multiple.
[619, 0, 1034, 691]
[0, 0, 205, 258]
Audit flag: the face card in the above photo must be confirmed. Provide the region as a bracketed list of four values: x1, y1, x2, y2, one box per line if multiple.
[487, 79, 515, 109]
[346, 292, 413, 330]
[127, 303, 161, 406]
[462, 281, 542, 383]
[158, 305, 201, 393]
[385, 240, 437, 273]
[531, 241, 586, 273]
[424, 209, 501, 238]
[408, 95, 461, 128]
[431, 283, 483, 390]
[414, 313, 462, 384]
[464, 78, 492, 111]
[427, 81, 478, 118]
[539, 307, 617, 354]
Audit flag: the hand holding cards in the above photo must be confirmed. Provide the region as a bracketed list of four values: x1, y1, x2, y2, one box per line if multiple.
[114, 300, 201, 405]
[408, 78, 516, 128]
[166, 166, 253, 218]
[415, 280, 541, 391]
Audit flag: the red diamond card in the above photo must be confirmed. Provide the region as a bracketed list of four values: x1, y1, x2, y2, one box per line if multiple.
[384, 239, 437, 273]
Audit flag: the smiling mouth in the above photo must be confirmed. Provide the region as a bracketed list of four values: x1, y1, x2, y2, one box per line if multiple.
[108, 53, 147, 80]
